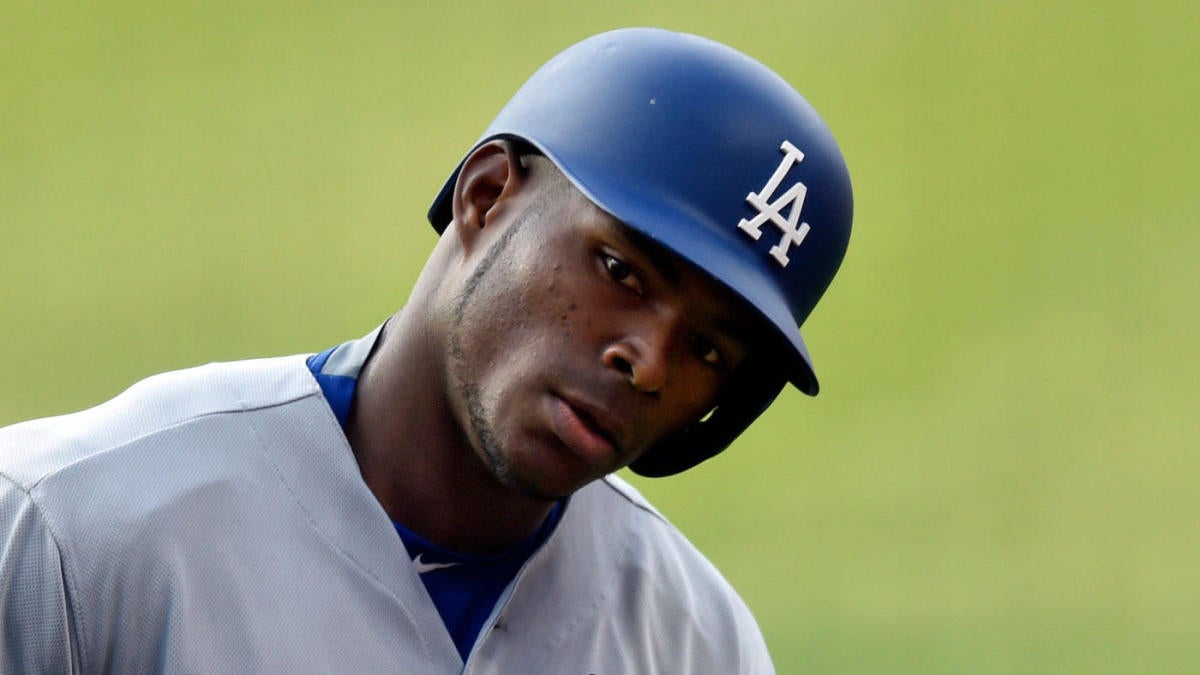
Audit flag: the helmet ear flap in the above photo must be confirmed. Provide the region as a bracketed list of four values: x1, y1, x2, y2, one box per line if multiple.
[628, 367, 786, 477]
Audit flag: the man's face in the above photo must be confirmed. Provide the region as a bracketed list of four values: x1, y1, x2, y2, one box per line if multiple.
[445, 163, 758, 501]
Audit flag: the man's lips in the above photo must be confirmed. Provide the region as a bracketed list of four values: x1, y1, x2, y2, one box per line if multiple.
[548, 394, 623, 466]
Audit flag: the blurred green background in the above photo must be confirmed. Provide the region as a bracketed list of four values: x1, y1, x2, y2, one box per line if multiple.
[3, 1, 1197, 671]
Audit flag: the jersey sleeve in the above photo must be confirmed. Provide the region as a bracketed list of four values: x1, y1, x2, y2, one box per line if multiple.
[0, 475, 79, 673]
[727, 582, 776, 674]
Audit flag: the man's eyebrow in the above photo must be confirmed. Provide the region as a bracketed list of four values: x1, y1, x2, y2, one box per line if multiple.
[613, 221, 681, 284]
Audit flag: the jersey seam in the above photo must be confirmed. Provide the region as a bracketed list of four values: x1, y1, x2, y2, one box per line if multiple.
[16, 386, 314, 493]
[598, 475, 670, 524]
[230, 367, 440, 665]
[0, 472, 88, 672]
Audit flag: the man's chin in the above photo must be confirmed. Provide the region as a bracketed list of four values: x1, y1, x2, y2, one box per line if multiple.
[477, 443, 575, 502]
[513, 480, 572, 503]
[501, 463, 593, 502]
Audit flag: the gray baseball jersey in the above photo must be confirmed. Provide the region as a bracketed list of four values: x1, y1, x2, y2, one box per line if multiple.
[1, 353, 773, 673]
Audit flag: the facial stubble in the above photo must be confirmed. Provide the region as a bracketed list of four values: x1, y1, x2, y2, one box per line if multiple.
[446, 207, 561, 502]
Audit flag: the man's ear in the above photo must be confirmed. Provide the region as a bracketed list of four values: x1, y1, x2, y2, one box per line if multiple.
[450, 140, 528, 250]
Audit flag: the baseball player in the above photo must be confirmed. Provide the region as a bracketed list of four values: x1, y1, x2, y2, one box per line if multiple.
[0, 28, 852, 673]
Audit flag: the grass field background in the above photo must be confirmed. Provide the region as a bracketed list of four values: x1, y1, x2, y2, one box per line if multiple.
[3, 2, 1197, 671]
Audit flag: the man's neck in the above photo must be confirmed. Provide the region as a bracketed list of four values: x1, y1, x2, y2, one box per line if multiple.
[344, 310, 558, 556]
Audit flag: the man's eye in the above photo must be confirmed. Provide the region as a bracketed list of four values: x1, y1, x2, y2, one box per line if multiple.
[690, 335, 724, 368]
[603, 254, 642, 293]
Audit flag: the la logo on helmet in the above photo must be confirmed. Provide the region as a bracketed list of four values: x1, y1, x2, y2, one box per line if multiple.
[737, 140, 810, 268]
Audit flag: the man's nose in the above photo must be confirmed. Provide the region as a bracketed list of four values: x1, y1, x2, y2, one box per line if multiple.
[602, 314, 680, 395]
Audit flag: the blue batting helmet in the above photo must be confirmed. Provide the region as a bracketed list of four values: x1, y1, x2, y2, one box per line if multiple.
[428, 28, 853, 476]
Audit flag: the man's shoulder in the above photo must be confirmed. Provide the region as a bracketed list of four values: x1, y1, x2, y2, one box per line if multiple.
[0, 354, 318, 489]
[576, 475, 738, 593]
[587, 473, 668, 521]
[529, 476, 774, 672]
